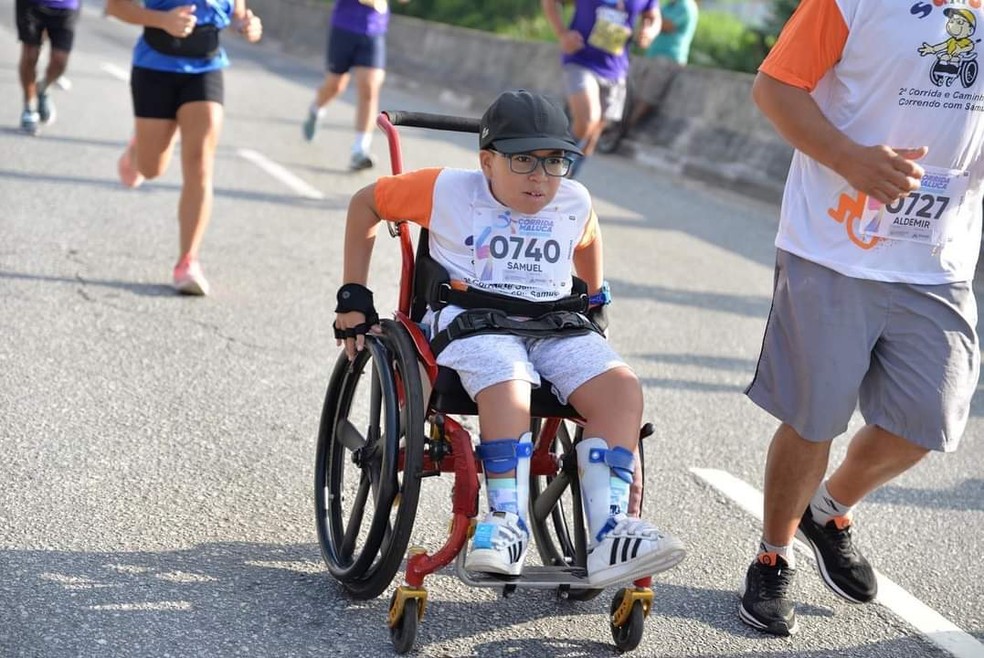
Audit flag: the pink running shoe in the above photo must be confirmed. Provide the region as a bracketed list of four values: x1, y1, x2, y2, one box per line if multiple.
[118, 138, 145, 189]
[172, 256, 210, 296]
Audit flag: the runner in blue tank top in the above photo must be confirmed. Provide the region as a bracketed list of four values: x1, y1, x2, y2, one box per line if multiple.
[106, 0, 262, 295]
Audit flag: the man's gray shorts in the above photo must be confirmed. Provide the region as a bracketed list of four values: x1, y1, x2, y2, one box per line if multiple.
[563, 63, 627, 122]
[745, 249, 980, 452]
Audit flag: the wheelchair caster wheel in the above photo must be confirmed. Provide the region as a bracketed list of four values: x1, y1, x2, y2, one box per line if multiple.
[609, 588, 648, 652]
[388, 589, 425, 654]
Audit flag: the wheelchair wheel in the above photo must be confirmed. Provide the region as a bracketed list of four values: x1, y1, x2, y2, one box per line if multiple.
[609, 588, 645, 652]
[388, 591, 420, 655]
[528, 419, 601, 602]
[315, 320, 425, 600]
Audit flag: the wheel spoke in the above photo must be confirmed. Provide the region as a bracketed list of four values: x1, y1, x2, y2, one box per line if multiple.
[336, 418, 368, 452]
[341, 470, 371, 559]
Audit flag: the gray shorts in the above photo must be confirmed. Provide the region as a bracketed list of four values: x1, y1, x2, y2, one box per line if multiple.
[746, 250, 980, 452]
[563, 63, 627, 122]
[426, 306, 627, 403]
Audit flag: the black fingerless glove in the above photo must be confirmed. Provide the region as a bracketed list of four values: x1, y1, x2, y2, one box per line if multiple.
[587, 304, 609, 333]
[333, 283, 380, 340]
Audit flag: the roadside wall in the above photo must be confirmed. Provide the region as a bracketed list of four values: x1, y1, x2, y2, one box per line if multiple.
[247, 0, 792, 202]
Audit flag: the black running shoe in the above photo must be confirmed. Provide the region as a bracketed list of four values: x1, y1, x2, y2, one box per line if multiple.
[797, 507, 877, 603]
[739, 552, 798, 636]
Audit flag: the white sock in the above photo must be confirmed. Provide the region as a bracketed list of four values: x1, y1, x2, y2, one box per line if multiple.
[758, 539, 796, 568]
[309, 102, 325, 117]
[352, 132, 372, 155]
[810, 480, 853, 525]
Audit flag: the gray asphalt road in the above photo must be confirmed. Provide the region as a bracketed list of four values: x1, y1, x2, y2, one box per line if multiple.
[1, 4, 982, 657]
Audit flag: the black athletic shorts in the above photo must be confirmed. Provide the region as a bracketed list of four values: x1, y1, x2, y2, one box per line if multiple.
[16, 0, 79, 51]
[130, 66, 224, 119]
[326, 25, 386, 74]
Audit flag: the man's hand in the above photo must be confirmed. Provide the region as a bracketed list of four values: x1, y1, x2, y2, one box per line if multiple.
[160, 4, 197, 38]
[837, 144, 928, 204]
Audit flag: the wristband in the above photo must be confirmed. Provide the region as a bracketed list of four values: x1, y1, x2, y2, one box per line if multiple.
[588, 280, 611, 307]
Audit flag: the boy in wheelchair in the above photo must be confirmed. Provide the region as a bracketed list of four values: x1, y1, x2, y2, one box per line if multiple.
[333, 90, 685, 588]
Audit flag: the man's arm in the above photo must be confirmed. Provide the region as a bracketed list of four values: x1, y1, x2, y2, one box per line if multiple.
[752, 71, 926, 204]
[541, 0, 583, 54]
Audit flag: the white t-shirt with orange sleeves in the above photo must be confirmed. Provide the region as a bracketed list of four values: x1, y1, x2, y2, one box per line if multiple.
[761, 0, 984, 283]
[374, 167, 600, 302]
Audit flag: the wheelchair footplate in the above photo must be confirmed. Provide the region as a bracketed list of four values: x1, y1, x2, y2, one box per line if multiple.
[454, 547, 590, 589]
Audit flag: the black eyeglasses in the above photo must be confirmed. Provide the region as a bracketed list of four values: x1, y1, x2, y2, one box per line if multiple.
[492, 151, 576, 177]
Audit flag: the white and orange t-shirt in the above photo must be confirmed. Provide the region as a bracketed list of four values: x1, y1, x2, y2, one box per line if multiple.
[375, 168, 599, 301]
[761, 0, 984, 283]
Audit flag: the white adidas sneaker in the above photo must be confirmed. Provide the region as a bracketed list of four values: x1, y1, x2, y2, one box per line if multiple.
[586, 516, 686, 587]
[464, 510, 529, 576]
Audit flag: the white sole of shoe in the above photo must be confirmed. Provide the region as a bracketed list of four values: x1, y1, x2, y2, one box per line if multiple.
[586, 544, 686, 588]
[464, 549, 524, 577]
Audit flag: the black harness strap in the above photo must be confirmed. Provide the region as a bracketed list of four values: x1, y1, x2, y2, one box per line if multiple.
[429, 309, 600, 357]
[431, 282, 589, 317]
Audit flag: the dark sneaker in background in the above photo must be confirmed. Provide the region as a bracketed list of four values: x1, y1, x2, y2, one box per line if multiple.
[739, 552, 798, 636]
[349, 151, 375, 171]
[797, 507, 878, 603]
[37, 90, 55, 125]
[302, 108, 318, 141]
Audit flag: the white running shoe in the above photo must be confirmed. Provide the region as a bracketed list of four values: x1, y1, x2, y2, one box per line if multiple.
[464, 511, 529, 576]
[586, 515, 686, 587]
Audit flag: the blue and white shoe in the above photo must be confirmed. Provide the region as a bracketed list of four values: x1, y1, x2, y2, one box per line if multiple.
[465, 511, 529, 576]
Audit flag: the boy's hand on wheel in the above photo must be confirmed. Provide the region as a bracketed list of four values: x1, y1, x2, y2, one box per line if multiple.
[334, 312, 382, 361]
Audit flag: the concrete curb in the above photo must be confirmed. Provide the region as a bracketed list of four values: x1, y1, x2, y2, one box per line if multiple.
[246, 0, 791, 204]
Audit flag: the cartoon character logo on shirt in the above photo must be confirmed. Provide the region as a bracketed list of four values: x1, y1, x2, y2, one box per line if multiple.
[918, 8, 979, 87]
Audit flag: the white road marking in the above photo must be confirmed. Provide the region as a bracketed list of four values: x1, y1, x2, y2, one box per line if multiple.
[690, 467, 984, 658]
[100, 62, 130, 82]
[237, 149, 325, 200]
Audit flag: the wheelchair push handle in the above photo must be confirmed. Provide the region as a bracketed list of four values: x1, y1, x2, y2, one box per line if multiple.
[381, 111, 480, 134]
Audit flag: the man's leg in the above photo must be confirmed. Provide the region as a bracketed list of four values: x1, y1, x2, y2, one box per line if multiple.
[303, 72, 349, 141]
[762, 423, 831, 547]
[739, 422, 828, 637]
[827, 424, 929, 506]
[19, 43, 41, 133]
[348, 65, 384, 168]
[19, 44, 40, 106]
[37, 48, 70, 125]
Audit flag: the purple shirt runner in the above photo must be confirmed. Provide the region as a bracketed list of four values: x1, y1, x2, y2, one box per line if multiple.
[331, 0, 390, 37]
[562, 0, 655, 81]
[31, 0, 80, 9]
